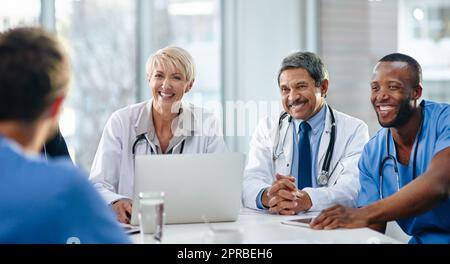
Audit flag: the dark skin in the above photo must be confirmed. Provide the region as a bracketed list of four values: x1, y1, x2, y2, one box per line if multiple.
[310, 61, 450, 230]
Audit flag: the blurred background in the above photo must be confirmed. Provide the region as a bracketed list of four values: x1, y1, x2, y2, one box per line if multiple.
[1, 0, 449, 172]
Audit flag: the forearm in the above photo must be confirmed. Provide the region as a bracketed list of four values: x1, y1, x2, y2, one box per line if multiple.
[363, 149, 450, 224]
[368, 223, 386, 234]
[365, 177, 446, 224]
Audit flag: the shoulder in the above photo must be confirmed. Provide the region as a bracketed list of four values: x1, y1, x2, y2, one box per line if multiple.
[259, 113, 282, 130]
[424, 100, 449, 121]
[105, 101, 149, 130]
[248, 113, 281, 139]
[184, 102, 218, 121]
[110, 101, 149, 121]
[184, 102, 223, 133]
[331, 108, 369, 141]
[364, 128, 386, 153]
[44, 159, 89, 188]
[13, 157, 90, 203]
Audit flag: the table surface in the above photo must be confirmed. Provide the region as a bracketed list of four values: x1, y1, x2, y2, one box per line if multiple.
[130, 208, 401, 244]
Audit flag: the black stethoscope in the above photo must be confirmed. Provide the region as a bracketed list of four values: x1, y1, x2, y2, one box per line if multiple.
[378, 103, 424, 199]
[273, 104, 336, 186]
[132, 133, 185, 158]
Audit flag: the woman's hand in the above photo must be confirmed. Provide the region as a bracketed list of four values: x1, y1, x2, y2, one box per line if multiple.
[111, 198, 133, 224]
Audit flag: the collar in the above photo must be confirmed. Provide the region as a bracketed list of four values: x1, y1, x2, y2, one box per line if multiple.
[0, 134, 41, 160]
[134, 99, 198, 140]
[293, 103, 327, 136]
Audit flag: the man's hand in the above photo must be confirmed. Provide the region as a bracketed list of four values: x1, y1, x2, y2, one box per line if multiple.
[263, 174, 313, 215]
[310, 205, 370, 230]
[111, 198, 133, 224]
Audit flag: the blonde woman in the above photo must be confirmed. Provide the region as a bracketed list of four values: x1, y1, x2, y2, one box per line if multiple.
[90, 47, 227, 223]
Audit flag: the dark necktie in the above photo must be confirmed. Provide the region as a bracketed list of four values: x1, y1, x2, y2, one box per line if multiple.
[298, 122, 312, 189]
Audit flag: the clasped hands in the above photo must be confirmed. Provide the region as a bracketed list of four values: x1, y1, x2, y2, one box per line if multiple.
[262, 174, 312, 215]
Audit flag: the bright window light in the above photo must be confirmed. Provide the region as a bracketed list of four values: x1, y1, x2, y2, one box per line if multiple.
[0, 0, 40, 16]
[413, 7, 425, 21]
[60, 107, 76, 137]
[169, 2, 214, 16]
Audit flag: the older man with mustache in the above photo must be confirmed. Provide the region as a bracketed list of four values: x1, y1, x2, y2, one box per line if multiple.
[242, 51, 369, 215]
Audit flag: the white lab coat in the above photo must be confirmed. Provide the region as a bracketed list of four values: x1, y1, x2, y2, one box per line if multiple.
[89, 100, 227, 204]
[242, 106, 369, 212]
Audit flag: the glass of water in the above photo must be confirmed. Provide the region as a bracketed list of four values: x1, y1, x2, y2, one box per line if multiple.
[138, 192, 165, 244]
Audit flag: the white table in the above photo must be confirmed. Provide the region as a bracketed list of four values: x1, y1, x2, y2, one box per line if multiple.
[130, 208, 401, 244]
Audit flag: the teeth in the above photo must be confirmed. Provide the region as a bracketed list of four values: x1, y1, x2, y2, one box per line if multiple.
[379, 106, 394, 111]
[290, 102, 305, 109]
[159, 92, 174, 98]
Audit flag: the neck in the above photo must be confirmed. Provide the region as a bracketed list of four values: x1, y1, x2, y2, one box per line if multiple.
[152, 105, 178, 134]
[0, 121, 47, 154]
[391, 106, 423, 147]
[308, 100, 325, 120]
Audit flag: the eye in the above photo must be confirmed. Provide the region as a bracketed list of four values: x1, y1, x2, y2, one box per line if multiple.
[154, 73, 163, 78]
[280, 87, 289, 93]
[173, 76, 183, 81]
[389, 85, 399, 90]
[371, 85, 379, 91]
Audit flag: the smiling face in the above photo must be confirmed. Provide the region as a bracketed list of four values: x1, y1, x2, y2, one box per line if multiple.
[370, 61, 422, 128]
[279, 68, 327, 120]
[148, 63, 193, 114]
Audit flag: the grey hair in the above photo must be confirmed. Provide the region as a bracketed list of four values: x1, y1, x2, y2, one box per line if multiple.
[277, 51, 329, 87]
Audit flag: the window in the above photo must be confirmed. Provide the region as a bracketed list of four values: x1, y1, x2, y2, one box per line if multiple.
[0, 0, 40, 31]
[399, 0, 450, 103]
[151, 0, 221, 106]
[56, 0, 137, 171]
[320, 0, 450, 135]
[53, 0, 221, 171]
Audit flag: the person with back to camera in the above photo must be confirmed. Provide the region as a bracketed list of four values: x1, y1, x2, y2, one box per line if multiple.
[0, 27, 129, 244]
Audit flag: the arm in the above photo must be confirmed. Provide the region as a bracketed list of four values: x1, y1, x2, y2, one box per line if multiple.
[89, 113, 128, 204]
[303, 121, 369, 211]
[363, 147, 450, 223]
[242, 117, 275, 210]
[311, 147, 450, 230]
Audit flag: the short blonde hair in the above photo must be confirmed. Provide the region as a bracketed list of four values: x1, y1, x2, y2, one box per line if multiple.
[146, 46, 196, 83]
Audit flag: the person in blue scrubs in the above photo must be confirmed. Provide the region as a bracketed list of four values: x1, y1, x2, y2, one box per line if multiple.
[310, 53, 449, 244]
[0, 27, 129, 244]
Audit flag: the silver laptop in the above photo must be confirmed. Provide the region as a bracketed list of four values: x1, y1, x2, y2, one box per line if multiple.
[130, 153, 245, 225]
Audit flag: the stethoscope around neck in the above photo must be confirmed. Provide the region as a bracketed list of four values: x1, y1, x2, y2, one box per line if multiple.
[272, 104, 336, 186]
[378, 103, 424, 199]
[131, 133, 185, 158]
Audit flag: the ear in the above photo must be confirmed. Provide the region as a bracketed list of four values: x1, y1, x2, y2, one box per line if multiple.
[185, 80, 194, 93]
[412, 84, 423, 101]
[320, 79, 329, 98]
[48, 96, 65, 118]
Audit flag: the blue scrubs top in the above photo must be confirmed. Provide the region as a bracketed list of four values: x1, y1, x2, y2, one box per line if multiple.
[0, 136, 130, 244]
[357, 100, 450, 244]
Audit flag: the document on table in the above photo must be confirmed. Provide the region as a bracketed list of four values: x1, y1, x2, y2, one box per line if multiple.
[120, 223, 140, 235]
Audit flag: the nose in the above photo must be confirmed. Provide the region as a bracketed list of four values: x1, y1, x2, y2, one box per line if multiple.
[374, 87, 390, 102]
[288, 88, 300, 101]
[161, 78, 171, 89]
